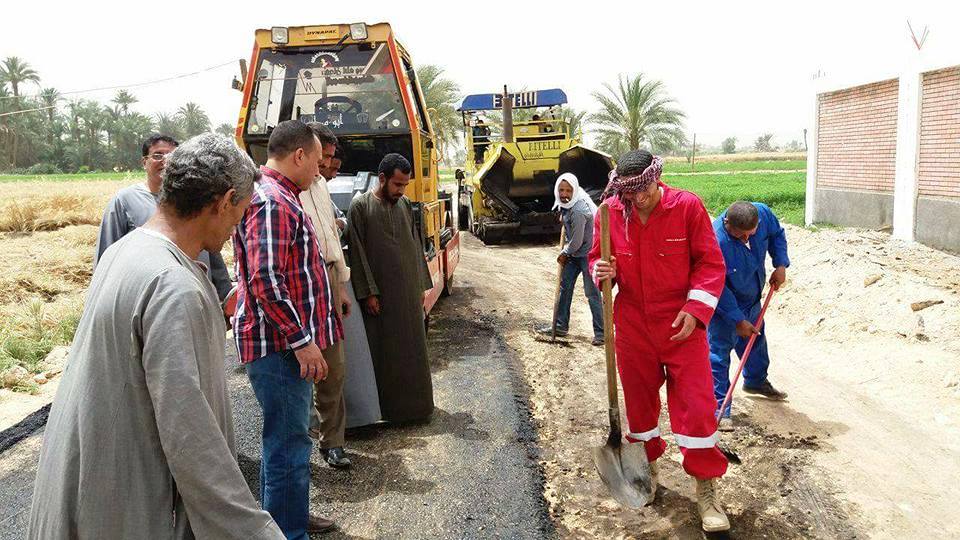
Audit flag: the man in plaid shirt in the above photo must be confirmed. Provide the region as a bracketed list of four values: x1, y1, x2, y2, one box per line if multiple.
[233, 120, 342, 538]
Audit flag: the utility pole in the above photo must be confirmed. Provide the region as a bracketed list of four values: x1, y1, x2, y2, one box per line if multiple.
[691, 133, 696, 171]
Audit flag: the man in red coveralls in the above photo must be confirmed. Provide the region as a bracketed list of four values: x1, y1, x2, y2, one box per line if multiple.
[590, 149, 730, 532]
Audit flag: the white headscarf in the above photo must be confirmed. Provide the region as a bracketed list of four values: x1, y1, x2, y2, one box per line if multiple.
[553, 172, 598, 213]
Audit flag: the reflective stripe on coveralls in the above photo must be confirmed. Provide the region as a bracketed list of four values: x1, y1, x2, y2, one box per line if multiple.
[589, 186, 729, 480]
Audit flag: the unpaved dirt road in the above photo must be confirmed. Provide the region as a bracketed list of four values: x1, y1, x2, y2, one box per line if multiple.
[3, 224, 959, 539]
[454, 225, 960, 539]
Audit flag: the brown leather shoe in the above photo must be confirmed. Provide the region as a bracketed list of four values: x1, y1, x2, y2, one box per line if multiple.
[307, 515, 336, 534]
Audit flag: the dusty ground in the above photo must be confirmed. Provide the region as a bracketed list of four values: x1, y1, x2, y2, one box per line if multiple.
[0, 179, 124, 390]
[454, 225, 960, 539]
[3, 174, 960, 538]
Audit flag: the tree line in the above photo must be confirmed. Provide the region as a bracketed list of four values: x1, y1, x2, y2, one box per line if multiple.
[418, 67, 804, 165]
[0, 54, 801, 174]
[0, 56, 232, 174]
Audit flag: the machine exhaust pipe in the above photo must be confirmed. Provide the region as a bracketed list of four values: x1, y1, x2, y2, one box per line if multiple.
[502, 85, 514, 143]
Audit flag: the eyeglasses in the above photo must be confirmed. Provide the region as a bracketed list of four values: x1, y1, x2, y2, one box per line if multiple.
[147, 152, 171, 162]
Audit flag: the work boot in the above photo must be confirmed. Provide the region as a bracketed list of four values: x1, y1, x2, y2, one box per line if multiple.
[743, 380, 788, 400]
[322, 447, 352, 469]
[718, 416, 734, 432]
[535, 324, 567, 337]
[307, 515, 337, 534]
[591, 335, 604, 347]
[695, 478, 730, 532]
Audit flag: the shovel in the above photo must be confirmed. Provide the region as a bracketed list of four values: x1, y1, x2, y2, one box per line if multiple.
[590, 203, 655, 508]
[714, 286, 777, 464]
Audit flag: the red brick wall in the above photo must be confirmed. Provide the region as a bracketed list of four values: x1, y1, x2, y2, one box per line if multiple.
[918, 67, 960, 199]
[817, 79, 899, 192]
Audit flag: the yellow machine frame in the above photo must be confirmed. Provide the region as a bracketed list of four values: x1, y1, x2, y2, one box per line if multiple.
[234, 22, 447, 249]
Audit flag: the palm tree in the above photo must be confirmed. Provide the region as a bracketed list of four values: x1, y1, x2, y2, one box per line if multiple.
[104, 106, 121, 151]
[79, 101, 109, 169]
[154, 112, 184, 140]
[416, 65, 461, 164]
[560, 107, 588, 139]
[215, 122, 235, 138]
[111, 89, 138, 115]
[176, 102, 211, 138]
[39, 87, 61, 124]
[114, 112, 156, 169]
[589, 74, 687, 157]
[0, 56, 41, 97]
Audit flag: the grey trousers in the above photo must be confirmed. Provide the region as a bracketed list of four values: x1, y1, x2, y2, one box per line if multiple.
[310, 265, 346, 448]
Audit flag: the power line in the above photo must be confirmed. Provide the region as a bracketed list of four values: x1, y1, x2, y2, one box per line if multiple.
[0, 105, 56, 118]
[0, 60, 237, 102]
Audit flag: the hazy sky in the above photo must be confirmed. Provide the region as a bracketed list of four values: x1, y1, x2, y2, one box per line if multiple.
[3, 0, 958, 147]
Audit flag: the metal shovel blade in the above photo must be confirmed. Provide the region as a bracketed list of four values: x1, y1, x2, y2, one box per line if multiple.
[591, 435, 654, 508]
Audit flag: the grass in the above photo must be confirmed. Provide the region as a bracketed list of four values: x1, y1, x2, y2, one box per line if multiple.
[0, 180, 100, 391]
[0, 195, 104, 232]
[438, 160, 806, 224]
[0, 298, 82, 392]
[0, 171, 140, 183]
[663, 171, 806, 226]
[663, 151, 806, 164]
[663, 159, 806, 173]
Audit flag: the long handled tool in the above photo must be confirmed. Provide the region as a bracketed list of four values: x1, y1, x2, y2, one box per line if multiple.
[549, 224, 566, 341]
[590, 203, 654, 508]
[535, 224, 570, 344]
[714, 286, 777, 464]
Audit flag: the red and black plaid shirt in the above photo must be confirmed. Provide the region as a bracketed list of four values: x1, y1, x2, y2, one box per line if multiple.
[232, 166, 342, 363]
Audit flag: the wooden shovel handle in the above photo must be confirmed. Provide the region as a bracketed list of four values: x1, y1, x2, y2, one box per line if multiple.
[599, 204, 621, 432]
[550, 224, 565, 339]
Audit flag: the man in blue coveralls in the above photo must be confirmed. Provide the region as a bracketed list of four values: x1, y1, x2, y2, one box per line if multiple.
[708, 201, 790, 431]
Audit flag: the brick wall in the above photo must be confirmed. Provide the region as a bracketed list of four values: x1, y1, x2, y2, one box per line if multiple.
[817, 79, 899, 192]
[918, 67, 960, 199]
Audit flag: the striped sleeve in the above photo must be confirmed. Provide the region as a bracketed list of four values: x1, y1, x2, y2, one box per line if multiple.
[242, 197, 310, 348]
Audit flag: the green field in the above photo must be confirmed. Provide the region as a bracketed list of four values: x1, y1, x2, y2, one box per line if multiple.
[664, 171, 806, 225]
[0, 164, 807, 225]
[662, 159, 806, 173]
[0, 172, 137, 184]
[1, 170, 460, 186]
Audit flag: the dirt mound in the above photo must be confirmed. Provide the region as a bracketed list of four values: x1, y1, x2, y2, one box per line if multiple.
[776, 226, 960, 351]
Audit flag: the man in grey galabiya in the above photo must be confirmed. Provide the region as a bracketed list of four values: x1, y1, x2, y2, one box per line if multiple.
[94, 133, 232, 300]
[28, 134, 284, 540]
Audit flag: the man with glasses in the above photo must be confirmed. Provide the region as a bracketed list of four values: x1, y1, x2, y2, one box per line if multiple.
[94, 134, 232, 300]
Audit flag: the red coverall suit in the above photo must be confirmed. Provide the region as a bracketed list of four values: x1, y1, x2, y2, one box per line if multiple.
[588, 184, 728, 479]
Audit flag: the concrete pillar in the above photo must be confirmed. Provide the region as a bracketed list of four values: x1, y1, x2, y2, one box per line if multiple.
[805, 93, 820, 226]
[892, 63, 922, 241]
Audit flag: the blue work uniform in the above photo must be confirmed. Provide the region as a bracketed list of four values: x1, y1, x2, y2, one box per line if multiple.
[707, 202, 789, 417]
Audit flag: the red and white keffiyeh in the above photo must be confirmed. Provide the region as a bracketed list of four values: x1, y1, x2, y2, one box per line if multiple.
[602, 155, 664, 232]
[603, 155, 664, 199]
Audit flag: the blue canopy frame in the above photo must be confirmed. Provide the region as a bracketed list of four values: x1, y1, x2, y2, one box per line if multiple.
[457, 89, 567, 112]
